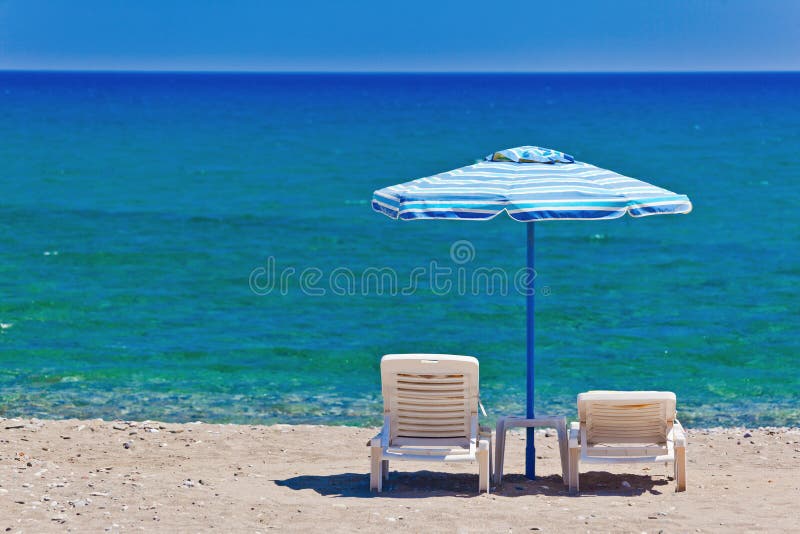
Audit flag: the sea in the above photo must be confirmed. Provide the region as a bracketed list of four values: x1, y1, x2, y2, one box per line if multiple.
[0, 71, 797, 427]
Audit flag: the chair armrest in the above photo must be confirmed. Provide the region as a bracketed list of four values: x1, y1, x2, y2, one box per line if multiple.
[368, 432, 383, 447]
[367, 415, 391, 447]
[568, 422, 580, 449]
[673, 419, 687, 447]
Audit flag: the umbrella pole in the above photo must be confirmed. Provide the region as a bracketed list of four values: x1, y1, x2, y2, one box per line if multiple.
[525, 222, 536, 479]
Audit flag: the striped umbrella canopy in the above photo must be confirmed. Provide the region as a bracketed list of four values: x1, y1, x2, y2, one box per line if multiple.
[373, 146, 692, 221]
[371, 145, 692, 479]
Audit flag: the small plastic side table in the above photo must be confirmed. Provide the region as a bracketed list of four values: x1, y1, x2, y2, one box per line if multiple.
[494, 415, 568, 485]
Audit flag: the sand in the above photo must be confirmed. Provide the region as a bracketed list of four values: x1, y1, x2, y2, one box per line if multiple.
[0, 418, 798, 533]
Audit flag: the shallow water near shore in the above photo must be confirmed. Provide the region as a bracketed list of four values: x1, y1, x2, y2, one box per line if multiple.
[0, 71, 798, 426]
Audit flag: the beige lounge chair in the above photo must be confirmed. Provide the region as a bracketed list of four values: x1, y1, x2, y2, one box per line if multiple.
[568, 391, 687, 494]
[369, 354, 492, 493]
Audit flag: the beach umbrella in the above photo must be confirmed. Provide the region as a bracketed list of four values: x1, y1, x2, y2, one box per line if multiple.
[371, 145, 692, 479]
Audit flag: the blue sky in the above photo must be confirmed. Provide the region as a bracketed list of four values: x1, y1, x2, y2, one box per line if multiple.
[1, 0, 798, 72]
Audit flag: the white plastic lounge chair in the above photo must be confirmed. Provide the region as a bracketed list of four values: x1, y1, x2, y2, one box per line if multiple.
[369, 354, 493, 493]
[568, 391, 687, 494]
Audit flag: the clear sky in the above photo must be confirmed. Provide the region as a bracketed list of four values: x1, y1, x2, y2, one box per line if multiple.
[1, 0, 798, 72]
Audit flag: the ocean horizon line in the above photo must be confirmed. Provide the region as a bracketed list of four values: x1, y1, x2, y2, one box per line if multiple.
[1, 68, 799, 76]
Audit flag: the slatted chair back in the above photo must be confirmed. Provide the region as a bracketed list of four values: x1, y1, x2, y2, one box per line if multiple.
[578, 391, 676, 446]
[381, 354, 479, 448]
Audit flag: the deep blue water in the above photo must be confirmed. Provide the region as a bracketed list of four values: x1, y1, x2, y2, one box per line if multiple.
[0, 71, 798, 427]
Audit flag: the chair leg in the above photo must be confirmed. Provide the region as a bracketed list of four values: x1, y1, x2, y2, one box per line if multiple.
[568, 447, 579, 495]
[557, 419, 569, 482]
[381, 460, 389, 481]
[478, 441, 490, 493]
[494, 418, 506, 485]
[370, 447, 383, 492]
[488, 436, 494, 487]
[675, 445, 687, 492]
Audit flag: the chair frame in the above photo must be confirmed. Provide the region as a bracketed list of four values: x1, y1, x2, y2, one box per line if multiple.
[368, 354, 493, 493]
[567, 391, 687, 494]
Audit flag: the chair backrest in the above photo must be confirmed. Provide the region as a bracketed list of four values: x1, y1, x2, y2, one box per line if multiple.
[577, 391, 677, 445]
[381, 354, 479, 446]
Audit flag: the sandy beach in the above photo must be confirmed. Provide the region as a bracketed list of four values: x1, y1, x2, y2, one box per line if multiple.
[0, 418, 797, 532]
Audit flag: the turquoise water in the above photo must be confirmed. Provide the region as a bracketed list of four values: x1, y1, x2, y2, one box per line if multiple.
[0, 72, 797, 427]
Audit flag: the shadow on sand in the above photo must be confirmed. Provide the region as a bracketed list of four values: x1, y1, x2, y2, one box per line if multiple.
[274, 470, 671, 498]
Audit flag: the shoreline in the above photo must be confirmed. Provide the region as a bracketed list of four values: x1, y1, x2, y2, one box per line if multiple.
[2, 417, 798, 532]
[4, 415, 799, 434]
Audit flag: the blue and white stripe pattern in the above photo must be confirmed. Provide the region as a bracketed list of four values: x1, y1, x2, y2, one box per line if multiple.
[372, 146, 692, 221]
